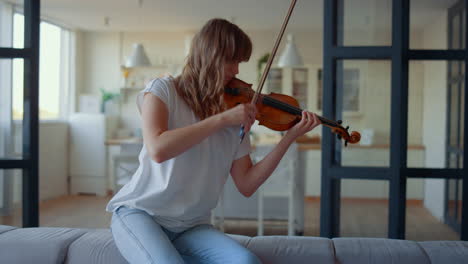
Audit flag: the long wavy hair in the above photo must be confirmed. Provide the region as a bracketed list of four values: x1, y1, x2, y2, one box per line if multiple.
[174, 18, 252, 120]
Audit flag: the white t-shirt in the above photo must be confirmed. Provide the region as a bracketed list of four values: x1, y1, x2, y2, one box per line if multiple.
[106, 76, 251, 232]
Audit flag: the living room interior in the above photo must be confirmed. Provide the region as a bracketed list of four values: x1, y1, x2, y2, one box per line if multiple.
[0, 0, 466, 244]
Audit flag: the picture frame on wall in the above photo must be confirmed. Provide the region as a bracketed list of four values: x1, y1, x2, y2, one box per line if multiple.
[317, 68, 361, 115]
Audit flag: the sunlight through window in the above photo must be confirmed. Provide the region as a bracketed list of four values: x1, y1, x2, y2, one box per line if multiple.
[13, 13, 62, 120]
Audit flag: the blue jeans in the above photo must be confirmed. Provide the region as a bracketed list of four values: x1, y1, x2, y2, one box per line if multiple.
[110, 206, 261, 264]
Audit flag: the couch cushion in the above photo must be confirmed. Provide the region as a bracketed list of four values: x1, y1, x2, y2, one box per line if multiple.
[227, 233, 254, 245]
[246, 236, 335, 264]
[0, 227, 86, 264]
[65, 232, 277, 264]
[419, 241, 468, 264]
[67, 230, 335, 264]
[0, 224, 17, 235]
[66, 229, 127, 264]
[333, 238, 431, 264]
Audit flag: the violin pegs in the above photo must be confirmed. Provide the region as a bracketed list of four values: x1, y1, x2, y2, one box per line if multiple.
[337, 120, 343, 125]
[345, 140, 348, 147]
[346, 126, 349, 131]
[337, 134, 342, 140]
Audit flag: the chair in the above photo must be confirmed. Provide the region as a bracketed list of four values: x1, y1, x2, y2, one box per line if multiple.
[251, 142, 302, 236]
[112, 142, 142, 192]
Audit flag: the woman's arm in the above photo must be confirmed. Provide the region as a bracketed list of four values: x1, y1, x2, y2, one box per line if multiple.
[230, 111, 320, 197]
[142, 93, 256, 163]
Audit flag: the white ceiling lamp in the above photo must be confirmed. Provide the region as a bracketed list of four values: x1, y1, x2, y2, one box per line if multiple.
[125, 43, 151, 68]
[277, 34, 303, 68]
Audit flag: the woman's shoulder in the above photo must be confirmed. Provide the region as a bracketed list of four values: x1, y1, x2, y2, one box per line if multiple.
[142, 76, 177, 101]
[145, 75, 175, 93]
[137, 76, 176, 112]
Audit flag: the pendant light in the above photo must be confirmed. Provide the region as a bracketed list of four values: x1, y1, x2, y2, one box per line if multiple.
[125, 43, 151, 68]
[277, 34, 303, 67]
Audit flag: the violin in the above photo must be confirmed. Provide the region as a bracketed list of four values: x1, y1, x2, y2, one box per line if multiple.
[224, 78, 361, 146]
[227, 0, 360, 146]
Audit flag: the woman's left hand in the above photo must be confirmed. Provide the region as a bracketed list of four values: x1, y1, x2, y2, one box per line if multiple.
[285, 111, 321, 139]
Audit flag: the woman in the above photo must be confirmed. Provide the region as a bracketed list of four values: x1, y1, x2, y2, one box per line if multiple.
[107, 18, 320, 264]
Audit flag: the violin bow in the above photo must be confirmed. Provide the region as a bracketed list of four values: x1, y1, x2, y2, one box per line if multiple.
[239, 0, 298, 141]
[252, 0, 298, 104]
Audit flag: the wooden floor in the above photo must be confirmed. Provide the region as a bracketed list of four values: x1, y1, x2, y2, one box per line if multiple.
[0, 194, 460, 241]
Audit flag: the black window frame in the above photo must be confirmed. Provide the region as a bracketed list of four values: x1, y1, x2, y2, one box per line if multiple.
[0, 0, 40, 227]
[321, 0, 468, 240]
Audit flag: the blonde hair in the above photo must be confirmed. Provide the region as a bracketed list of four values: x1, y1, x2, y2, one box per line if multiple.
[174, 18, 252, 120]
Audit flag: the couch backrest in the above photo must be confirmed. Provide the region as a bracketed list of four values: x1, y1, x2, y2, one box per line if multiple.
[1, 225, 468, 264]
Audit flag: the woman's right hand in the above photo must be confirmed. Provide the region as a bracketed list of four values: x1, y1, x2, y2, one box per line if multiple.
[285, 110, 321, 139]
[220, 103, 257, 133]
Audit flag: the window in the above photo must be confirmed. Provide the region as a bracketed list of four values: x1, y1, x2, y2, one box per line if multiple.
[12, 13, 72, 120]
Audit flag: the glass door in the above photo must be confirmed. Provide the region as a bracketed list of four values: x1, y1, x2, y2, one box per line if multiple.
[445, 0, 465, 233]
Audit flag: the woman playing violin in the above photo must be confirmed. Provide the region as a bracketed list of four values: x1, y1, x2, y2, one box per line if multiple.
[106, 18, 321, 264]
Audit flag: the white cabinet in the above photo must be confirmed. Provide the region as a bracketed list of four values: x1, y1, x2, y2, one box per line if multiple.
[69, 113, 118, 196]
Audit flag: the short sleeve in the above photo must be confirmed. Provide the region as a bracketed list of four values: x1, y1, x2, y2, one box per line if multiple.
[136, 77, 172, 114]
[234, 133, 252, 160]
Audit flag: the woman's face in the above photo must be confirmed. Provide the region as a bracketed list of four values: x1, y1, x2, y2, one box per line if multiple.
[223, 61, 239, 85]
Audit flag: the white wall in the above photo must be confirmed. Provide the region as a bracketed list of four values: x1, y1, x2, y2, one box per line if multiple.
[421, 11, 448, 221]
[81, 32, 121, 95]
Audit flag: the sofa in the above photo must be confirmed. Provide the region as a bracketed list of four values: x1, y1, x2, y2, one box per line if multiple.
[1, 224, 468, 264]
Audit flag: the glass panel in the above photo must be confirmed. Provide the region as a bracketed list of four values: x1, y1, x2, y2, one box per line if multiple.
[407, 61, 426, 168]
[12, 58, 24, 160]
[457, 179, 463, 224]
[449, 152, 458, 168]
[410, 0, 459, 49]
[39, 21, 62, 119]
[449, 84, 459, 149]
[13, 12, 24, 49]
[451, 14, 460, 49]
[447, 152, 458, 224]
[0, 169, 22, 227]
[0, 2, 24, 48]
[340, 179, 388, 238]
[0, 58, 23, 160]
[338, 0, 391, 46]
[460, 80, 465, 156]
[463, 8, 466, 49]
[408, 61, 465, 168]
[339, 60, 391, 167]
[12, 59, 24, 122]
[447, 178, 457, 219]
[317, 70, 323, 111]
[450, 60, 460, 79]
[406, 179, 459, 240]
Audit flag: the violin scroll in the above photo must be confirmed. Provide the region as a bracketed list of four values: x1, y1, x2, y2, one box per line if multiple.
[331, 125, 361, 147]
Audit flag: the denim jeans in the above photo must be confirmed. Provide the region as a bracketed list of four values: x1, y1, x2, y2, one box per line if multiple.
[110, 206, 262, 264]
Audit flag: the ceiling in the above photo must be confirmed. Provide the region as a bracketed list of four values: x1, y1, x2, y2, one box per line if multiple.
[6, 0, 460, 32]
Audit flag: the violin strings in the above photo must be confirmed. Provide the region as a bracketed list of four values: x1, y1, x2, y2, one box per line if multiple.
[242, 87, 342, 128]
[262, 95, 339, 127]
